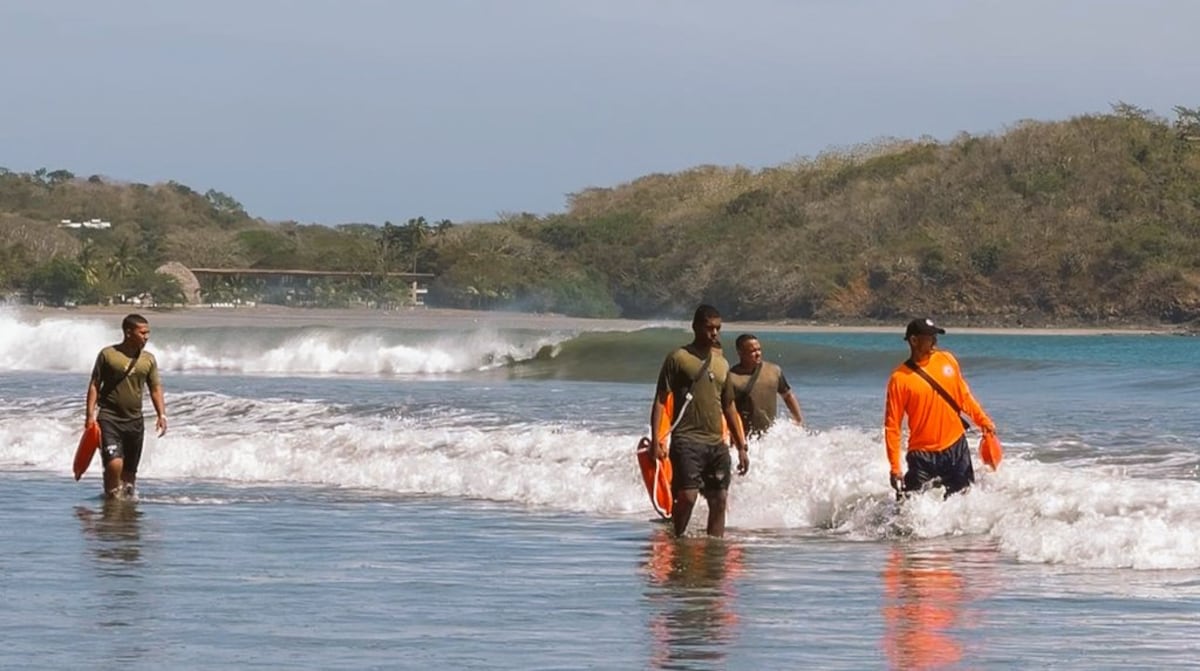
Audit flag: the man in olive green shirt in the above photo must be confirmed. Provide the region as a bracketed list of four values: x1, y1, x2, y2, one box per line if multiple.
[85, 313, 168, 499]
[728, 333, 804, 437]
[651, 305, 748, 538]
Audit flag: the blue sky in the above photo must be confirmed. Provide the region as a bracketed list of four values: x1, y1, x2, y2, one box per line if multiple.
[1, 1, 1195, 225]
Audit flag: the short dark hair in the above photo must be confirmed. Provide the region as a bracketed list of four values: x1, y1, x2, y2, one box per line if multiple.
[692, 304, 721, 328]
[735, 333, 758, 350]
[122, 313, 148, 333]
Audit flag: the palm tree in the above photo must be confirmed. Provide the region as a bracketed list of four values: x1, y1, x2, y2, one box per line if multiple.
[77, 239, 100, 287]
[106, 240, 140, 283]
[404, 217, 430, 272]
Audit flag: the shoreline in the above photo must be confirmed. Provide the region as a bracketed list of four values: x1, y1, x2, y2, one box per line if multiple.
[9, 303, 1185, 336]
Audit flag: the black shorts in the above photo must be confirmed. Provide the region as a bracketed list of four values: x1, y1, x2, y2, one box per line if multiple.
[669, 436, 732, 495]
[904, 434, 974, 497]
[98, 417, 146, 475]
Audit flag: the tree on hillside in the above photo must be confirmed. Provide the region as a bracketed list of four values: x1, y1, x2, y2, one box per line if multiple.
[47, 169, 75, 186]
[205, 189, 246, 218]
[26, 258, 87, 305]
[404, 217, 430, 272]
[236, 228, 298, 267]
[373, 217, 441, 273]
[2, 103, 1197, 324]
[1175, 105, 1200, 141]
[77, 238, 102, 288]
[376, 221, 402, 273]
[137, 221, 168, 266]
[106, 240, 141, 283]
[128, 268, 185, 306]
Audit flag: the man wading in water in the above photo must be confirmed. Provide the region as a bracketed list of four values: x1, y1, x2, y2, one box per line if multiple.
[884, 318, 996, 499]
[85, 313, 168, 499]
[651, 305, 749, 537]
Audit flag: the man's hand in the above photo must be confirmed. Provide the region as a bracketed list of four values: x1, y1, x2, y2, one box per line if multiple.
[889, 473, 904, 494]
[654, 440, 667, 461]
[156, 415, 168, 437]
[736, 446, 749, 475]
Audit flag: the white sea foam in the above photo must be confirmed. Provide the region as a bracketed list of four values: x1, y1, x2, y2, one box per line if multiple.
[0, 312, 112, 371]
[0, 311, 565, 376]
[6, 391, 1199, 570]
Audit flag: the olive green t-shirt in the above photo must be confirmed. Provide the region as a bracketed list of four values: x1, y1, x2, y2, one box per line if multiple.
[655, 346, 734, 444]
[728, 362, 791, 434]
[91, 346, 160, 422]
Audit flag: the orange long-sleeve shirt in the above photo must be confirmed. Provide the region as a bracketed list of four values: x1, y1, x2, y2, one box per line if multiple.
[884, 350, 994, 476]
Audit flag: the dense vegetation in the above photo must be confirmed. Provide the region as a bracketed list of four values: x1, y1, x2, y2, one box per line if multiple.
[0, 171, 451, 309]
[3, 103, 1198, 326]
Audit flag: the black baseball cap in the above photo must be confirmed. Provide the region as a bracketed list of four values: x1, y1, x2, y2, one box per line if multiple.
[904, 317, 946, 339]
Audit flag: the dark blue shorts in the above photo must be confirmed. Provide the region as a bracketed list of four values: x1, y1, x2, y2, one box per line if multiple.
[904, 434, 974, 498]
[669, 436, 732, 495]
[98, 417, 145, 475]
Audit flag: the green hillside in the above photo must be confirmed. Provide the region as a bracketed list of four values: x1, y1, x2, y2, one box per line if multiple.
[3, 103, 1198, 326]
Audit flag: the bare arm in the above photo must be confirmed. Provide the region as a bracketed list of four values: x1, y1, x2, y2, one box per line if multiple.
[650, 388, 668, 460]
[85, 379, 99, 428]
[150, 384, 168, 437]
[724, 398, 750, 475]
[782, 390, 804, 426]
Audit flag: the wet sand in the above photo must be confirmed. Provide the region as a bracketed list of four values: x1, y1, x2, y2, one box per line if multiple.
[14, 303, 1179, 336]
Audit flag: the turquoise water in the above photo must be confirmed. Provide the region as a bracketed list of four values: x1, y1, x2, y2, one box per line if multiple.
[1, 310, 1198, 669]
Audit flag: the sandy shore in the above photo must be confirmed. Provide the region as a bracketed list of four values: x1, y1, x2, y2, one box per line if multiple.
[12, 303, 1183, 336]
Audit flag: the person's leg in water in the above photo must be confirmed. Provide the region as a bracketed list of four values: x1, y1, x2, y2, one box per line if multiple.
[703, 488, 728, 537]
[669, 437, 707, 536]
[100, 420, 141, 499]
[700, 442, 733, 537]
[99, 420, 127, 498]
[672, 488, 699, 536]
[103, 455, 125, 498]
[670, 439, 733, 536]
[121, 472, 137, 498]
[672, 488, 730, 537]
[118, 428, 144, 498]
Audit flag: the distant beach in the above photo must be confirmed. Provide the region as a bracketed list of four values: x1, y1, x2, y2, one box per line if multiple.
[13, 303, 1179, 336]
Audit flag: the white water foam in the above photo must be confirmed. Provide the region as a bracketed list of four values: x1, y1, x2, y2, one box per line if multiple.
[6, 392, 1200, 570]
[0, 312, 112, 371]
[0, 310, 567, 376]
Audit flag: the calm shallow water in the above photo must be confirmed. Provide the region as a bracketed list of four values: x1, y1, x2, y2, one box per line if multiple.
[5, 471, 1200, 670]
[2, 310, 1199, 669]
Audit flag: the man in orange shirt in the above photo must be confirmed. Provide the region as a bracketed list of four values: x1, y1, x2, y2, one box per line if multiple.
[884, 318, 996, 498]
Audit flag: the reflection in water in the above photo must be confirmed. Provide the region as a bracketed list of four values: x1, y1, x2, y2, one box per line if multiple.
[642, 530, 744, 670]
[881, 543, 966, 671]
[75, 498, 155, 663]
[76, 498, 144, 567]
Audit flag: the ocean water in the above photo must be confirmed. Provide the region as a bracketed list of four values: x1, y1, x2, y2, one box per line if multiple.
[2, 308, 1199, 670]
